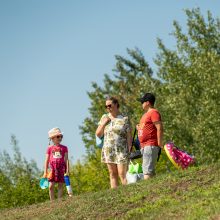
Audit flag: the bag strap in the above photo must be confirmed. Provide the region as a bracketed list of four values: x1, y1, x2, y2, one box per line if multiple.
[129, 160, 134, 165]
[132, 128, 137, 146]
[129, 160, 139, 165]
[132, 126, 162, 162]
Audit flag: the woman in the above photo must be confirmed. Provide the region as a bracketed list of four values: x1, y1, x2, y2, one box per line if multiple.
[96, 97, 132, 188]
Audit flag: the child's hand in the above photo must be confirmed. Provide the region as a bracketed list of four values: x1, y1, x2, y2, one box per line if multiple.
[43, 172, 47, 178]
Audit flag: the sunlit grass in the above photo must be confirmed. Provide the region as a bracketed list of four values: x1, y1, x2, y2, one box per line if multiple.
[0, 162, 220, 220]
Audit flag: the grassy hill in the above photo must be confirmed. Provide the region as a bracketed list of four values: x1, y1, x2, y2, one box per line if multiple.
[0, 162, 220, 220]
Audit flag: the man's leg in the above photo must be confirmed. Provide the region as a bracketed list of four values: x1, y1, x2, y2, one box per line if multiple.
[142, 146, 160, 180]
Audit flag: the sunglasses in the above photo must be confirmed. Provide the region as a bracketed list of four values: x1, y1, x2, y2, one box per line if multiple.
[56, 135, 63, 139]
[105, 104, 112, 109]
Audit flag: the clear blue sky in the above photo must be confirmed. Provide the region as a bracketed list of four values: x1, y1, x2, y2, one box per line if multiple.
[0, 1, 219, 169]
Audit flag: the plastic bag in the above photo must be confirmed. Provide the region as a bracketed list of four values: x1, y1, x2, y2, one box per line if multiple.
[127, 161, 144, 184]
[126, 172, 144, 184]
[128, 161, 143, 174]
[126, 172, 138, 184]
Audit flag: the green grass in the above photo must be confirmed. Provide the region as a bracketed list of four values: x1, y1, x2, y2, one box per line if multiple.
[1, 162, 220, 220]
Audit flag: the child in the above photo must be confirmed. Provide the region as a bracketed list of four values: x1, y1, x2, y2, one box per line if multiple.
[43, 127, 69, 200]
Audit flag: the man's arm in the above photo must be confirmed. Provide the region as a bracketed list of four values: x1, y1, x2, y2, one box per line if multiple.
[154, 121, 163, 148]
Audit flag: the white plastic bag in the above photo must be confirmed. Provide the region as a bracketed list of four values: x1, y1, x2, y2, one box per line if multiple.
[126, 172, 138, 184]
[126, 172, 144, 184]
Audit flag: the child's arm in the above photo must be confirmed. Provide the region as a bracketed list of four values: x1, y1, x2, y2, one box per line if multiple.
[43, 154, 49, 178]
[64, 152, 69, 176]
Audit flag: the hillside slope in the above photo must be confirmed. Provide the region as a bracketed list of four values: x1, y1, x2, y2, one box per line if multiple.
[0, 162, 220, 220]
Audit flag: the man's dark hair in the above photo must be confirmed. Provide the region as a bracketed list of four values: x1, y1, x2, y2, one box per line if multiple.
[138, 93, 156, 106]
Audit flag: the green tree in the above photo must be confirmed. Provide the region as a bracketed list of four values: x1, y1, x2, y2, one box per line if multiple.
[75, 8, 220, 194]
[80, 48, 161, 154]
[155, 8, 220, 162]
[70, 151, 109, 194]
[0, 135, 48, 208]
[76, 48, 166, 191]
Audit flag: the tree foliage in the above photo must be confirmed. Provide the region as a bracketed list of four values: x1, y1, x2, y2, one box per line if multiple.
[0, 135, 48, 209]
[1, 9, 220, 206]
[155, 8, 220, 162]
[76, 8, 220, 193]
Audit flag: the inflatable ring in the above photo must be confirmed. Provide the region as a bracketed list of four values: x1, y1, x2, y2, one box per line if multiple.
[164, 142, 194, 170]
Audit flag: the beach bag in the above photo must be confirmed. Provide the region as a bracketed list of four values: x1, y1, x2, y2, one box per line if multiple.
[96, 135, 104, 148]
[129, 150, 142, 160]
[164, 141, 195, 169]
[129, 129, 142, 160]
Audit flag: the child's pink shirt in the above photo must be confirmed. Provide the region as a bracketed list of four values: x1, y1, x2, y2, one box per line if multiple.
[46, 144, 68, 164]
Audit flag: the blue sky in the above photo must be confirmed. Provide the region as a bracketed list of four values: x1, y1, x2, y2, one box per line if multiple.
[0, 1, 219, 169]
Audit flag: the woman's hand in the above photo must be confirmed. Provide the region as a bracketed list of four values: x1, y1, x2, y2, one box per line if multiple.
[101, 116, 111, 126]
[128, 145, 133, 153]
[136, 124, 140, 130]
[96, 115, 111, 137]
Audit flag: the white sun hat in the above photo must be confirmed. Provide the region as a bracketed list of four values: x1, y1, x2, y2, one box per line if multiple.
[48, 127, 64, 139]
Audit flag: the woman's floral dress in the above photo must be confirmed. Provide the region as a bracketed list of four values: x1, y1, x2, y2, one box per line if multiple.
[99, 114, 131, 164]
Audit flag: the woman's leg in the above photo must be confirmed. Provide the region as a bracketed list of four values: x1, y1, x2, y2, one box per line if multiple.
[117, 163, 128, 185]
[107, 163, 119, 189]
[49, 182, 55, 200]
[58, 182, 64, 199]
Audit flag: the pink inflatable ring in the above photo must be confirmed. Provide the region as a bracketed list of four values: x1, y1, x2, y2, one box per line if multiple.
[164, 142, 195, 169]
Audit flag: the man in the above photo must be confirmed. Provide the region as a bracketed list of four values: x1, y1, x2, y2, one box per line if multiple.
[137, 93, 163, 180]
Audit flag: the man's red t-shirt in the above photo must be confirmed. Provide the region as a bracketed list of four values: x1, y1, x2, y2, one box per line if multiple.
[138, 109, 161, 147]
